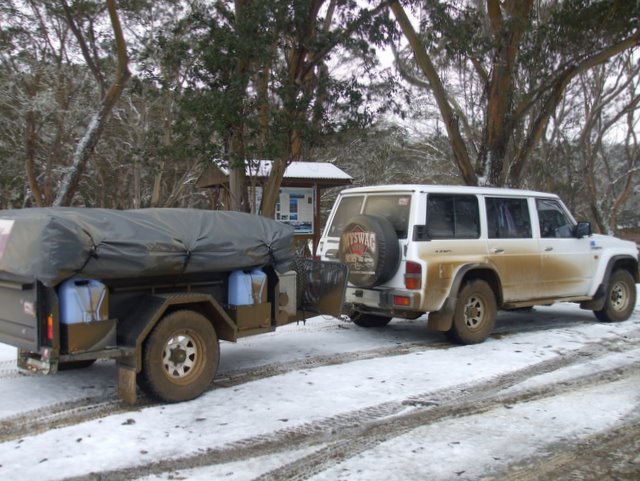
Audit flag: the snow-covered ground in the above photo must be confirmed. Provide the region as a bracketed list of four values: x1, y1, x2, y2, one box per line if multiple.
[0, 294, 639, 481]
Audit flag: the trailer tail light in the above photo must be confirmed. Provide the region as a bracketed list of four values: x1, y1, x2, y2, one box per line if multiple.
[47, 314, 54, 341]
[404, 261, 422, 289]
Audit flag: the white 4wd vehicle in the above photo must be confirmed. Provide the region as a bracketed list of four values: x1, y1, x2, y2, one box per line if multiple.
[318, 185, 639, 344]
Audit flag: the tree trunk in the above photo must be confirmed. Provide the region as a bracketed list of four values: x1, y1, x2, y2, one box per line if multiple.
[228, 122, 250, 212]
[259, 160, 287, 218]
[53, 0, 130, 206]
[225, 0, 257, 213]
[480, 0, 533, 186]
[25, 108, 45, 207]
[259, 0, 323, 217]
[390, 0, 478, 186]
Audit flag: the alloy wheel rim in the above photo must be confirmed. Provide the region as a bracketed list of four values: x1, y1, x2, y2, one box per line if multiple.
[610, 282, 629, 312]
[464, 295, 485, 330]
[162, 332, 201, 380]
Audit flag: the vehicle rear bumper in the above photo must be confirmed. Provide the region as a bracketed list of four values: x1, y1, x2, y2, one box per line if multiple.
[345, 286, 422, 311]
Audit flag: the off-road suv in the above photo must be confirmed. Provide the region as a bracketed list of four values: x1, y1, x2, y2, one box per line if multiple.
[317, 185, 639, 344]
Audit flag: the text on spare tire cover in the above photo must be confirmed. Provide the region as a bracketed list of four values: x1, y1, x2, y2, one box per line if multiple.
[341, 225, 377, 275]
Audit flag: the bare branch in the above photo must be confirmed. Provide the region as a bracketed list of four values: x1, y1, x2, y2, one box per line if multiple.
[60, 0, 106, 95]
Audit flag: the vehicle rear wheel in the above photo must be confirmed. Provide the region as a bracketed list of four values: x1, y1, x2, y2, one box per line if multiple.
[447, 279, 497, 345]
[594, 269, 636, 322]
[351, 312, 392, 328]
[138, 310, 219, 403]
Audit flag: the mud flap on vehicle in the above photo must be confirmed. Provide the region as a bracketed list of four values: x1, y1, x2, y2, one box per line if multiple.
[427, 296, 457, 332]
[118, 361, 137, 405]
[296, 259, 349, 319]
[580, 283, 606, 311]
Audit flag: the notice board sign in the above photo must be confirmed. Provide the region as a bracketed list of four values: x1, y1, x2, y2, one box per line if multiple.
[276, 187, 315, 234]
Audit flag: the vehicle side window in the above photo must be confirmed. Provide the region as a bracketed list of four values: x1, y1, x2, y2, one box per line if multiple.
[328, 196, 363, 236]
[486, 197, 532, 239]
[426, 194, 480, 239]
[537, 199, 575, 238]
[363, 195, 411, 239]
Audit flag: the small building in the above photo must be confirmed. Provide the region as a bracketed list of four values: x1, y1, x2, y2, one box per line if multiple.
[196, 160, 352, 254]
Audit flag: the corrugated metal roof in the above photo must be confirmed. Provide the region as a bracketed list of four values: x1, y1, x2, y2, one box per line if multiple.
[280, 161, 352, 180]
[196, 160, 352, 189]
[219, 160, 351, 180]
[232, 160, 349, 181]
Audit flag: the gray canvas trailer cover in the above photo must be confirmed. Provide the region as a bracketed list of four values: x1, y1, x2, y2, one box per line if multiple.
[0, 208, 295, 286]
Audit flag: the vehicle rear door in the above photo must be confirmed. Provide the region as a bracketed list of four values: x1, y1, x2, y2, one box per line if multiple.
[419, 193, 485, 310]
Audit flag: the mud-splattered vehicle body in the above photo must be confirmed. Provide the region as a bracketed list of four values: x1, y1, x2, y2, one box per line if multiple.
[317, 185, 638, 344]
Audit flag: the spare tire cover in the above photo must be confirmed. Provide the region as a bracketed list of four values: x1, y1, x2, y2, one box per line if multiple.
[339, 215, 400, 288]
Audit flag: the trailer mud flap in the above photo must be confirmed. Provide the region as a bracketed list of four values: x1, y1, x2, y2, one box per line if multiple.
[297, 259, 349, 318]
[118, 363, 137, 405]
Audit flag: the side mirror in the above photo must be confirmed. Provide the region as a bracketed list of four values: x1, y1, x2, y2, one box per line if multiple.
[575, 221, 592, 239]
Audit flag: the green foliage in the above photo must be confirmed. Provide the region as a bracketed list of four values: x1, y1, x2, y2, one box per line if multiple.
[173, 0, 399, 165]
[418, 0, 640, 72]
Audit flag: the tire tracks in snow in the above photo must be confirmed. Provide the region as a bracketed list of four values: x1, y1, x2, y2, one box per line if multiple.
[0, 340, 448, 442]
[0, 359, 35, 380]
[254, 363, 640, 481]
[1, 319, 637, 444]
[488, 411, 640, 481]
[0, 396, 127, 443]
[58, 329, 640, 481]
[215, 339, 449, 387]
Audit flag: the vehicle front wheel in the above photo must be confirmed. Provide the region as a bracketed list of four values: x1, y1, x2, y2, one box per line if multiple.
[594, 269, 636, 322]
[351, 313, 392, 328]
[447, 279, 497, 345]
[138, 310, 219, 403]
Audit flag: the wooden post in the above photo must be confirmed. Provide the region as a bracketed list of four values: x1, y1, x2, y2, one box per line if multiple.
[313, 184, 321, 257]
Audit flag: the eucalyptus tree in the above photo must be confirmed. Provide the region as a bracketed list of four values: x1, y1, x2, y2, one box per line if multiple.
[115, 0, 205, 208]
[390, 0, 640, 187]
[1, 0, 87, 207]
[0, 0, 130, 207]
[545, 51, 640, 234]
[183, 0, 396, 214]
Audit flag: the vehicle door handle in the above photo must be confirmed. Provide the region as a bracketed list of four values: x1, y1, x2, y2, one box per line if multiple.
[545, 247, 553, 252]
[490, 248, 505, 254]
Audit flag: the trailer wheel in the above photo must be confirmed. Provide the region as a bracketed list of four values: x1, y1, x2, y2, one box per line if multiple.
[138, 310, 219, 403]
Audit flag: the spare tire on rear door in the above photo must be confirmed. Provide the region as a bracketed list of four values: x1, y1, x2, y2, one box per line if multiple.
[339, 215, 400, 288]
